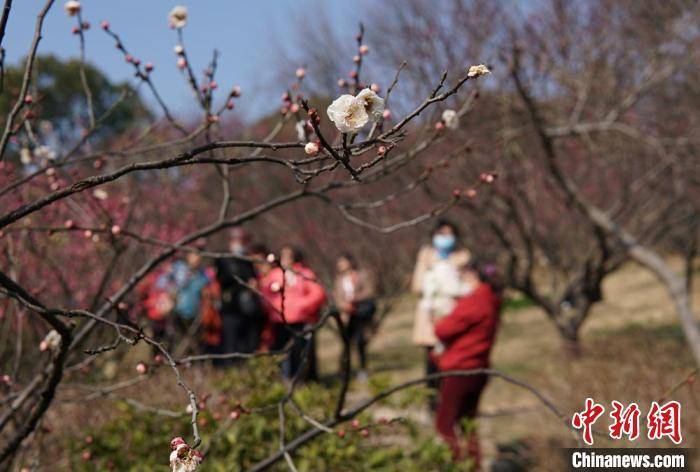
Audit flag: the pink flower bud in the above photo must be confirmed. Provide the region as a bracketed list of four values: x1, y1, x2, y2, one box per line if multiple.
[360, 428, 370, 438]
[337, 429, 346, 438]
[230, 86, 241, 97]
[133, 58, 141, 66]
[435, 121, 445, 130]
[382, 109, 392, 120]
[337, 79, 347, 88]
[64, 219, 75, 229]
[85, 435, 94, 444]
[466, 188, 477, 199]
[296, 67, 306, 79]
[351, 419, 361, 429]
[359, 44, 369, 55]
[82, 21, 90, 30]
[177, 58, 187, 69]
[125, 54, 133, 63]
[83, 230, 93, 239]
[23, 95, 34, 105]
[370, 83, 381, 93]
[229, 410, 241, 420]
[39, 340, 49, 352]
[226, 100, 234, 110]
[479, 172, 495, 183]
[110, 225, 121, 235]
[100, 20, 110, 30]
[71, 26, 80, 35]
[290, 103, 300, 113]
[266, 253, 276, 263]
[209, 81, 218, 90]
[154, 354, 164, 364]
[82, 451, 91, 461]
[281, 92, 290, 102]
[171, 437, 186, 450]
[349, 70, 358, 79]
[377, 145, 386, 155]
[353, 55, 361, 64]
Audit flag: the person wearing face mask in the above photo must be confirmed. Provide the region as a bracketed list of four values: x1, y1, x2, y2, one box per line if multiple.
[411, 219, 472, 404]
[215, 228, 265, 367]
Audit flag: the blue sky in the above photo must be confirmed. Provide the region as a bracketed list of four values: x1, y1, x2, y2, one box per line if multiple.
[4, 1, 361, 121]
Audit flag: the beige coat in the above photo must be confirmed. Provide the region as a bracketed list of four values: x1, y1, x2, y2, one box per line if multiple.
[411, 245, 471, 346]
[333, 269, 376, 313]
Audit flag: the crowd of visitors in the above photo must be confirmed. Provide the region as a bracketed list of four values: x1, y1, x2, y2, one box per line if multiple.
[136, 218, 502, 465]
[137, 228, 377, 382]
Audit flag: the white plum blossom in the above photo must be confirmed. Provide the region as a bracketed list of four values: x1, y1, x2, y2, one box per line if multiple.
[170, 438, 202, 472]
[92, 188, 109, 200]
[327, 88, 385, 133]
[356, 88, 385, 122]
[467, 64, 490, 78]
[39, 330, 62, 352]
[304, 142, 319, 156]
[327, 94, 369, 133]
[169, 6, 188, 29]
[64, 0, 81, 16]
[442, 109, 459, 130]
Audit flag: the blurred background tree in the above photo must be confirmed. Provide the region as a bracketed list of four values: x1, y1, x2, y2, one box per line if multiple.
[0, 54, 151, 150]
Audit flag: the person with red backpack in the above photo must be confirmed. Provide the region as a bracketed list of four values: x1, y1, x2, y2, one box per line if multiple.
[433, 260, 502, 467]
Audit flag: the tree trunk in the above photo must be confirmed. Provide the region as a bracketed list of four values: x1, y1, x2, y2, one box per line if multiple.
[629, 245, 700, 365]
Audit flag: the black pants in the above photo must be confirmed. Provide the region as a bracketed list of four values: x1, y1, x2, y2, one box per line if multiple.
[274, 323, 317, 382]
[219, 313, 263, 367]
[346, 300, 376, 370]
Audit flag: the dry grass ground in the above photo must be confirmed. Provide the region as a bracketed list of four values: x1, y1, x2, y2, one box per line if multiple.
[317, 261, 700, 470]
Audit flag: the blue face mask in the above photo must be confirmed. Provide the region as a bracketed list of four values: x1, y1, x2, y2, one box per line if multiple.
[433, 234, 456, 258]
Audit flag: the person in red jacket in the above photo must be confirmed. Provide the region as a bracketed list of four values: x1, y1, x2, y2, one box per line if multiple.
[433, 260, 502, 466]
[259, 246, 326, 381]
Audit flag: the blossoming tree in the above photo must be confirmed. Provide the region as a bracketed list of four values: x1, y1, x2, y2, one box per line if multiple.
[0, 2, 583, 470]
